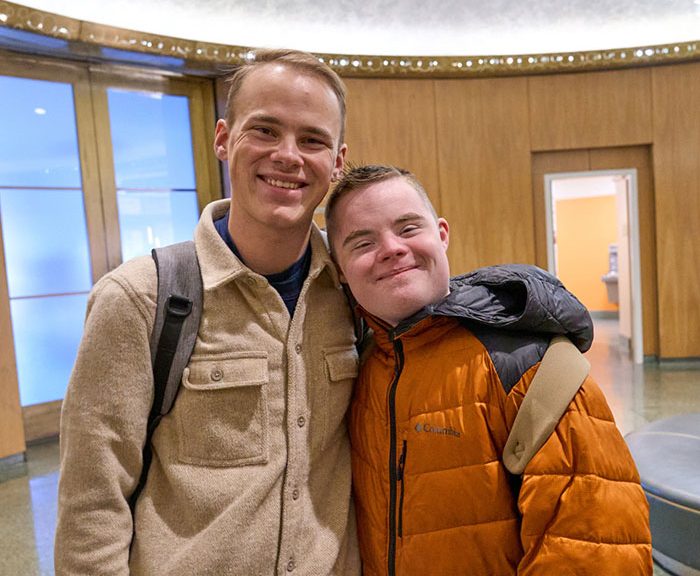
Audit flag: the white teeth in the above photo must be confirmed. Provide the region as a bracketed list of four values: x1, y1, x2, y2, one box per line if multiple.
[266, 178, 301, 189]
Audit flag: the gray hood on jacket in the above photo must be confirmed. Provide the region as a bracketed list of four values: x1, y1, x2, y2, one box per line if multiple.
[427, 264, 593, 352]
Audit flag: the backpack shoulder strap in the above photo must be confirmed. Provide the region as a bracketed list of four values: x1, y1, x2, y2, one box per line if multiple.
[149, 240, 203, 420]
[502, 335, 590, 474]
[130, 240, 202, 510]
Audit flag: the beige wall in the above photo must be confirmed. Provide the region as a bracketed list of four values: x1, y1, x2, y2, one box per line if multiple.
[342, 62, 700, 359]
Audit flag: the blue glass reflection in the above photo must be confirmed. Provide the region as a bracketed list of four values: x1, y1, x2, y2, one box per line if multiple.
[0, 189, 92, 298]
[117, 190, 199, 261]
[108, 89, 196, 190]
[0, 26, 70, 51]
[100, 48, 185, 69]
[0, 76, 81, 188]
[10, 293, 88, 406]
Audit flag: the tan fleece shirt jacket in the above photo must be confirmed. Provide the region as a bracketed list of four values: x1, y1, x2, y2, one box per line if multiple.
[55, 199, 361, 575]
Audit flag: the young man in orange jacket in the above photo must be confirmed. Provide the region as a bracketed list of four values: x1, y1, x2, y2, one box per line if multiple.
[325, 164, 652, 575]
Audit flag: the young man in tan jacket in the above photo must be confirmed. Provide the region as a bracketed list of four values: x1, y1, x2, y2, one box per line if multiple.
[55, 50, 361, 575]
[325, 164, 652, 575]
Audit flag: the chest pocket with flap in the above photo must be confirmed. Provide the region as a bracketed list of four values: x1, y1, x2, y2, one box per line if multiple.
[176, 351, 269, 467]
[309, 346, 359, 453]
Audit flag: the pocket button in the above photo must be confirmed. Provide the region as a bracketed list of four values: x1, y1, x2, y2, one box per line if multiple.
[210, 368, 224, 381]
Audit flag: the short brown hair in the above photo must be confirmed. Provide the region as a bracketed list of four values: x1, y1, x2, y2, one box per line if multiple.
[223, 48, 347, 144]
[324, 164, 437, 256]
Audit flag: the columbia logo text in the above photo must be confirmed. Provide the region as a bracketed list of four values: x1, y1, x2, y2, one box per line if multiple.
[414, 422, 461, 438]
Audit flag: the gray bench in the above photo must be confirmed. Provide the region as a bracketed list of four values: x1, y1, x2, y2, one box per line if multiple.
[626, 413, 700, 576]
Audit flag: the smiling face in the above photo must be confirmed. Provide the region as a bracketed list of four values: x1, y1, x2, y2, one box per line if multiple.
[214, 63, 346, 239]
[331, 176, 451, 326]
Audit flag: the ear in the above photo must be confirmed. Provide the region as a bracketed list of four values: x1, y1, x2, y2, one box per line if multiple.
[213, 119, 229, 160]
[438, 218, 449, 250]
[332, 143, 348, 182]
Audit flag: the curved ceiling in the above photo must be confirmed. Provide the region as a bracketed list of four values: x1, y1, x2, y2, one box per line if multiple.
[11, 0, 700, 56]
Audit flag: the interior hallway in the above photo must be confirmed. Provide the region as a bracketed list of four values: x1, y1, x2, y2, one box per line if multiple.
[0, 318, 698, 575]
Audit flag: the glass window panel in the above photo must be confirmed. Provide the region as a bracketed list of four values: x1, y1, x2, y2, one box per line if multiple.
[117, 190, 199, 261]
[107, 89, 196, 190]
[0, 76, 81, 188]
[0, 189, 92, 298]
[10, 293, 88, 406]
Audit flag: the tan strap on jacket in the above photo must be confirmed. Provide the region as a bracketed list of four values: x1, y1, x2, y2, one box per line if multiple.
[503, 335, 590, 474]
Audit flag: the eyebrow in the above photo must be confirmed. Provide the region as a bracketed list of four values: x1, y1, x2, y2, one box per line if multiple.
[340, 212, 426, 249]
[341, 228, 372, 249]
[247, 114, 334, 142]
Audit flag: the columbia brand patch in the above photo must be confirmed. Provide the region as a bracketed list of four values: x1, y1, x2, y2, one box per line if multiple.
[414, 422, 461, 438]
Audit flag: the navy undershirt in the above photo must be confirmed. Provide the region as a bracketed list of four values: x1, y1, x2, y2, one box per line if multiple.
[214, 212, 311, 317]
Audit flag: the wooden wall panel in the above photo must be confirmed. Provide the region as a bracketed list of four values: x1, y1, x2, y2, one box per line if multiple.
[528, 69, 653, 151]
[343, 78, 441, 212]
[651, 63, 700, 358]
[0, 225, 26, 459]
[434, 77, 534, 274]
[23, 401, 62, 443]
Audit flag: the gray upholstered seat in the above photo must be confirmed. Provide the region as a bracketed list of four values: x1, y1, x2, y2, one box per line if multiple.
[626, 413, 700, 576]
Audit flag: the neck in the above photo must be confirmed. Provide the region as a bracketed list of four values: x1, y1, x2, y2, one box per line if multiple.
[228, 215, 312, 276]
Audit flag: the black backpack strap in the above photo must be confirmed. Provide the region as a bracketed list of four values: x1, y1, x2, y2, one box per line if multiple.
[129, 240, 202, 510]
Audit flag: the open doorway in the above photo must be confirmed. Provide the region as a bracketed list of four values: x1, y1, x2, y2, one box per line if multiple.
[544, 170, 644, 364]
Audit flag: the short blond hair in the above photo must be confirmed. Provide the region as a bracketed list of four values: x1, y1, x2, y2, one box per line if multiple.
[223, 48, 346, 144]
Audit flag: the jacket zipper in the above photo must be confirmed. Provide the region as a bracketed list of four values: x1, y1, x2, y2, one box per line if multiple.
[387, 338, 404, 576]
[397, 439, 407, 539]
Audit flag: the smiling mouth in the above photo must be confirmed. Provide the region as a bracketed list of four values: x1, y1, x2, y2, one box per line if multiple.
[378, 266, 417, 281]
[262, 176, 304, 190]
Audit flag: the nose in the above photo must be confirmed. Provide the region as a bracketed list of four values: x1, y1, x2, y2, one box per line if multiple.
[378, 234, 408, 261]
[270, 135, 303, 169]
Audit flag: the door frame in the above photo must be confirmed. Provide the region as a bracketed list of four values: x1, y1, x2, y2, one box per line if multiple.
[544, 169, 644, 364]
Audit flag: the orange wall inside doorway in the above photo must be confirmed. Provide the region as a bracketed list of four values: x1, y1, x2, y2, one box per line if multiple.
[556, 195, 619, 312]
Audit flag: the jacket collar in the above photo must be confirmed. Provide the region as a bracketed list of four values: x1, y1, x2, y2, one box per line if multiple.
[358, 262, 594, 354]
[361, 306, 456, 355]
[195, 199, 340, 291]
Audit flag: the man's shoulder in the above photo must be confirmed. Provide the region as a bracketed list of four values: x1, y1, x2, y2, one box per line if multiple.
[89, 255, 158, 322]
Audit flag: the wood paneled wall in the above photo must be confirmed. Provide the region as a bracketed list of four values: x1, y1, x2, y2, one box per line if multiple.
[342, 63, 697, 359]
[651, 62, 700, 358]
[434, 78, 534, 270]
[0, 228, 26, 459]
[344, 79, 441, 212]
[528, 69, 653, 150]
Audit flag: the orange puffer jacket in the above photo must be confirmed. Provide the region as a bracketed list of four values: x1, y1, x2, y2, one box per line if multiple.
[350, 267, 652, 576]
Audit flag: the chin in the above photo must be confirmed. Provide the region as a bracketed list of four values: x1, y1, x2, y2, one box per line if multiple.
[263, 209, 313, 229]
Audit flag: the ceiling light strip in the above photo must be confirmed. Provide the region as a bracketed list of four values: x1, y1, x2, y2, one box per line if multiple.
[1, 0, 699, 78]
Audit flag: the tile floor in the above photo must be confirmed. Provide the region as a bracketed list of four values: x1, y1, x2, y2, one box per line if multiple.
[0, 318, 698, 575]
